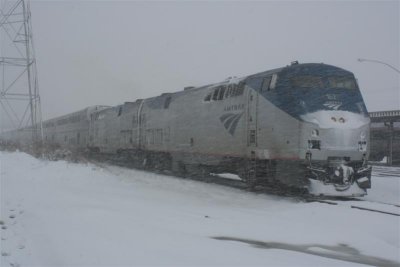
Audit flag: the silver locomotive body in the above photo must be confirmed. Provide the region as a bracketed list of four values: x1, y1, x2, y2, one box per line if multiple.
[86, 63, 370, 196]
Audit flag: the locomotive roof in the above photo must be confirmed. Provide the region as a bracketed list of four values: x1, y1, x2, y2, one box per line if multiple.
[182, 62, 351, 93]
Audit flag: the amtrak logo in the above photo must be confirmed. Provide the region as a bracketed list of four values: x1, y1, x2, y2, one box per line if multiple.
[323, 101, 342, 110]
[220, 112, 244, 136]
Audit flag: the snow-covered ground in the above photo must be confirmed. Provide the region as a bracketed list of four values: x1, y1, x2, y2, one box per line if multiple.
[1, 151, 399, 267]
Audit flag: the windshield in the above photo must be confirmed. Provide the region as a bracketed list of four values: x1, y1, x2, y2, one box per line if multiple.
[290, 76, 356, 90]
[327, 77, 356, 89]
[256, 64, 368, 119]
[291, 76, 323, 89]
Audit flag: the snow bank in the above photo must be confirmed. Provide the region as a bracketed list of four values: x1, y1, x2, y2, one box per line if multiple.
[1, 151, 399, 266]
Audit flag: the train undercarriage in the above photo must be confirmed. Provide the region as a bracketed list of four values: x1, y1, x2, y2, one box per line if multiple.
[88, 147, 371, 197]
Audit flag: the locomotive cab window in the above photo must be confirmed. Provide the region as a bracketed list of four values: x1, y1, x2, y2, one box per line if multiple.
[328, 77, 356, 89]
[291, 75, 323, 89]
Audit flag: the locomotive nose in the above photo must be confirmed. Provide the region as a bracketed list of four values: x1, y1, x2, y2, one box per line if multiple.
[301, 110, 370, 159]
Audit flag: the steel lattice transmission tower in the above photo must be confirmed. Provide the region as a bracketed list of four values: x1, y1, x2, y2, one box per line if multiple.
[0, 0, 43, 142]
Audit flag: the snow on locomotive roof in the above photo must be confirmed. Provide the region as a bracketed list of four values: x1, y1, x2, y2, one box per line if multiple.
[104, 62, 343, 111]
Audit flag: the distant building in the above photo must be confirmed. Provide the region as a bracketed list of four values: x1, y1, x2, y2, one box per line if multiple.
[369, 110, 400, 165]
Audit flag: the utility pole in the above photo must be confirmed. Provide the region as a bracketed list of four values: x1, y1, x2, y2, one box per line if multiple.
[384, 121, 394, 166]
[0, 0, 43, 143]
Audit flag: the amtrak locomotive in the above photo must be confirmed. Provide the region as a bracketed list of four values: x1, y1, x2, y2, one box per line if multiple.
[1, 62, 372, 196]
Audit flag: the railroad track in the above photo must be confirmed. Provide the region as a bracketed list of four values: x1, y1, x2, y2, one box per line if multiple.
[305, 197, 400, 216]
[86, 152, 307, 196]
[371, 165, 400, 178]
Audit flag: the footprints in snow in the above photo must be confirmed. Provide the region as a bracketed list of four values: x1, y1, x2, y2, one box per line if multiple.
[0, 220, 6, 230]
[1, 206, 26, 267]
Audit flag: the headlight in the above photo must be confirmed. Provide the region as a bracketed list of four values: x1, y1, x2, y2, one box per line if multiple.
[358, 141, 367, 152]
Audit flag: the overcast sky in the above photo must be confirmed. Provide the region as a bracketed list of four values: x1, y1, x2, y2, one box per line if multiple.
[1, 0, 399, 129]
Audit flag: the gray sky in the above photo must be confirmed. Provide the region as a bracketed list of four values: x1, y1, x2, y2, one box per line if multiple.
[1, 0, 399, 128]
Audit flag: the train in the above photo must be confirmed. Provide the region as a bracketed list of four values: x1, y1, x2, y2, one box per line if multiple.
[0, 62, 372, 197]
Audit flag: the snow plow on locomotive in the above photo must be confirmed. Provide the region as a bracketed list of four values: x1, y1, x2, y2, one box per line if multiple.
[0, 62, 372, 197]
